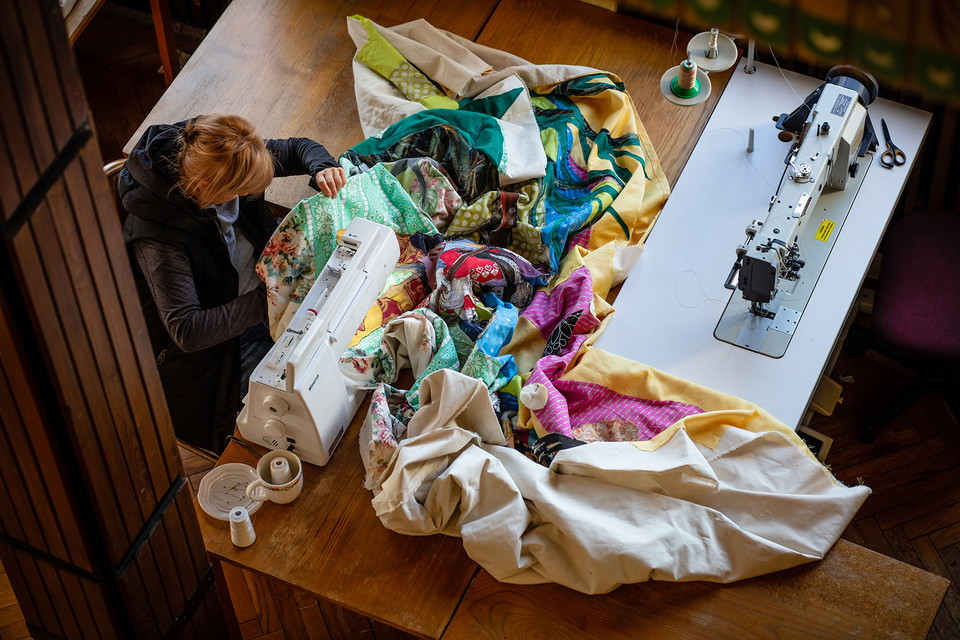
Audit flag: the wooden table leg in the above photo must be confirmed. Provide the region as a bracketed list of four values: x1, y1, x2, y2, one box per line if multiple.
[210, 558, 243, 640]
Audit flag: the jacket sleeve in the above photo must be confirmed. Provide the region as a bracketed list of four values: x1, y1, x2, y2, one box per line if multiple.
[132, 238, 267, 352]
[267, 138, 339, 187]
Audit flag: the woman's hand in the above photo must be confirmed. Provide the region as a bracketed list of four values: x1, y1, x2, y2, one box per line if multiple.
[316, 166, 347, 197]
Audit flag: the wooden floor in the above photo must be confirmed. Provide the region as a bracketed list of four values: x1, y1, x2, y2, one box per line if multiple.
[1, 3, 956, 639]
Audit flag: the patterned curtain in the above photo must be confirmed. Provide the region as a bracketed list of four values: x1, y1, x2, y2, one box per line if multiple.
[581, 0, 960, 104]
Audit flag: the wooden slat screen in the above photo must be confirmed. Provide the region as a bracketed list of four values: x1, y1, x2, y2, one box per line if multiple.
[0, 0, 227, 636]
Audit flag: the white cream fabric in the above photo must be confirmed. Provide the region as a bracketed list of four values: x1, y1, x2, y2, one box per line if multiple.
[370, 368, 870, 595]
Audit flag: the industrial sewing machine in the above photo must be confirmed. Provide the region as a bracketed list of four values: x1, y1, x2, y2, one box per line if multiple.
[237, 217, 399, 466]
[715, 66, 879, 358]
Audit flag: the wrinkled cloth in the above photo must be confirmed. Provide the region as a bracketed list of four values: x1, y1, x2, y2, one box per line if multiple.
[257, 162, 437, 338]
[343, 123, 501, 203]
[369, 367, 870, 594]
[350, 233, 441, 347]
[383, 157, 462, 228]
[424, 238, 548, 323]
[347, 16, 670, 272]
[446, 179, 551, 271]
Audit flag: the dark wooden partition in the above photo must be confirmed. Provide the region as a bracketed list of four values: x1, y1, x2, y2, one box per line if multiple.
[0, 0, 226, 637]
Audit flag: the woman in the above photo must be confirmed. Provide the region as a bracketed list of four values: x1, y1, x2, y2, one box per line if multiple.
[119, 114, 346, 454]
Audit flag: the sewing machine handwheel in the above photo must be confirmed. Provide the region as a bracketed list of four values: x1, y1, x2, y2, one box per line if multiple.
[825, 65, 880, 106]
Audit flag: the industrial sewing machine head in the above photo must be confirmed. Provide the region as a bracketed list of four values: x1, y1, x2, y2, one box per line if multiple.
[716, 66, 879, 357]
[237, 217, 400, 466]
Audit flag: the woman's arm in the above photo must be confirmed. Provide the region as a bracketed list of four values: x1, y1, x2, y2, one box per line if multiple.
[133, 239, 266, 353]
[267, 138, 346, 197]
[267, 138, 337, 178]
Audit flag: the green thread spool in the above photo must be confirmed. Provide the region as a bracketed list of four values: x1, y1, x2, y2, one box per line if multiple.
[671, 59, 701, 98]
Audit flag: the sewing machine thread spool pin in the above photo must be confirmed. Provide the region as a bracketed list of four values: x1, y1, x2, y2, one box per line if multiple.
[270, 457, 294, 485]
[747, 127, 755, 153]
[706, 28, 719, 59]
[744, 39, 757, 73]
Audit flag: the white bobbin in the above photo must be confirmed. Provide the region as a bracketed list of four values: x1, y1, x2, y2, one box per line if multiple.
[270, 456, 294, 485]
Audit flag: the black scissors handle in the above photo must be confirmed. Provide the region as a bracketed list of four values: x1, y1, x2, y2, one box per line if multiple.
[880, 118, 906, 169]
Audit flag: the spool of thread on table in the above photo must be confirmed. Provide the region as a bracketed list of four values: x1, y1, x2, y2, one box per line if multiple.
[230, 506, 256, 548]
[270, 457, 293, 485]
[671, 59, 701, 98]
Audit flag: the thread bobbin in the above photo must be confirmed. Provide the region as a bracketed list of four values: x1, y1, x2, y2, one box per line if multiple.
[671, 59, 701, 98]
[660, 58, 711, 106]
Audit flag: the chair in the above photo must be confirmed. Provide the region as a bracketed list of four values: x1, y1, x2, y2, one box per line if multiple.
[853, 210, 960, 442]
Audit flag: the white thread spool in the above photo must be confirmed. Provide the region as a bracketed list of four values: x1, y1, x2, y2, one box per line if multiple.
[706, 27, 720, 59]
[229, 506, 256, 547]
[270, 457, 293, 485]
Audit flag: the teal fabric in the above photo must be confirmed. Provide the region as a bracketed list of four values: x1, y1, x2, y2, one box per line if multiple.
[352, 109, 508, 176]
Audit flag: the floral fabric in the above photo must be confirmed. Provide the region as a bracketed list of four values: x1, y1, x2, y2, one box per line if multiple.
[257, 163, 438, 338]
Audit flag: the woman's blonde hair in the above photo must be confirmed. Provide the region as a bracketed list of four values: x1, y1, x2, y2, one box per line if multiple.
[177, 114, 274, 209]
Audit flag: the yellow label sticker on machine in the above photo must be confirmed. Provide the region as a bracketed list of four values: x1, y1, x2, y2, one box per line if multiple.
[815, 220, 836, 242]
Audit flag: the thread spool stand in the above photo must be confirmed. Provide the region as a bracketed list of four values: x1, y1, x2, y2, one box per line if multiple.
[660, 56, 711, 106]
[687, 28, 738, 73]
[660, 27, 739, 107]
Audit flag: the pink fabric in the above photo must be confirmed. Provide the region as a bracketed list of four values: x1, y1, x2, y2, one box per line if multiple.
[521, 268, 599, 339]
[555, 379, 702, 440]
[567, 227, 592, 251]
[521, 263, 703, 439]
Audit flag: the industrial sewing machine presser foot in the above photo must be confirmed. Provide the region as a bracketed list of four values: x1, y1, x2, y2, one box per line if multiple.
[715, 66, 879, 358]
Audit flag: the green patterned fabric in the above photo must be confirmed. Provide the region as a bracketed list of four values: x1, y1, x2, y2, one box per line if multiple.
[445, 179, 551, 269]
[353, 14, 458, 111]
[257, 162, 438, 337]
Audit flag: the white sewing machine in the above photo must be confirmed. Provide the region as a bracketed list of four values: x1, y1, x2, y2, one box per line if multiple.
[715, 66, 878, 358]
[237, 217, 399, 466]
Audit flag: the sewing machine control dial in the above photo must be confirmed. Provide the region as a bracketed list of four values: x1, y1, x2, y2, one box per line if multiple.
[264, 419, 287, 443]
[263, 394, 289, 416]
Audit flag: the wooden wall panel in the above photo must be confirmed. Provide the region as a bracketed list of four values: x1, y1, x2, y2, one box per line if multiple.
[0, 0, 228, 636]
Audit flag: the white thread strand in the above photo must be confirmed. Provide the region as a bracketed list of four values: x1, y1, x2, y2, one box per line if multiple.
[768, 44, 803, 103]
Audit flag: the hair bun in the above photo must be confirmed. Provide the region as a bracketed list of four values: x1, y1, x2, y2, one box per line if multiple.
[181, 124, 198, 144]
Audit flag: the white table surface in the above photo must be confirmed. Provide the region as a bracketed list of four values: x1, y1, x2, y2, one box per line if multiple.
[593, 60, 932, 429]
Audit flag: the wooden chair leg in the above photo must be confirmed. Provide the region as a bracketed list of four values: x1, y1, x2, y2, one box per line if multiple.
[149, 0, 180, 85]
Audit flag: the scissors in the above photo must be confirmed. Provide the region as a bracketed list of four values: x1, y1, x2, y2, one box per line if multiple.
[880, 118, 906, 169]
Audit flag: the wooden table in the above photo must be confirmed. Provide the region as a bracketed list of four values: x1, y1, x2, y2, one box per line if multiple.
[124, 0, 729, 210]
[199, 404, 477, 639]
[445, 540, 947, 639]
[175, 0, 947, 638]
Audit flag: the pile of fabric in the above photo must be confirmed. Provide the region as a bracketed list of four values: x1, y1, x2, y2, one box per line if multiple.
[256, 16, 870, 595]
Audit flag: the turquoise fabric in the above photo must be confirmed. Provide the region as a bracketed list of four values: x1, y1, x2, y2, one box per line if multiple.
[352, 109, 508, 175]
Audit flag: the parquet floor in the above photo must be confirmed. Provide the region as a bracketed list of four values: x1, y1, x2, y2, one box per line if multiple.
[2, 3, 957, 639]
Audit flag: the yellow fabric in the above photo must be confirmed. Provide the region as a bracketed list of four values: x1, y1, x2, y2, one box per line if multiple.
[555, 345, 823, 466]
[353, 15, 405, 77]
[533, 76, 670, 250]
